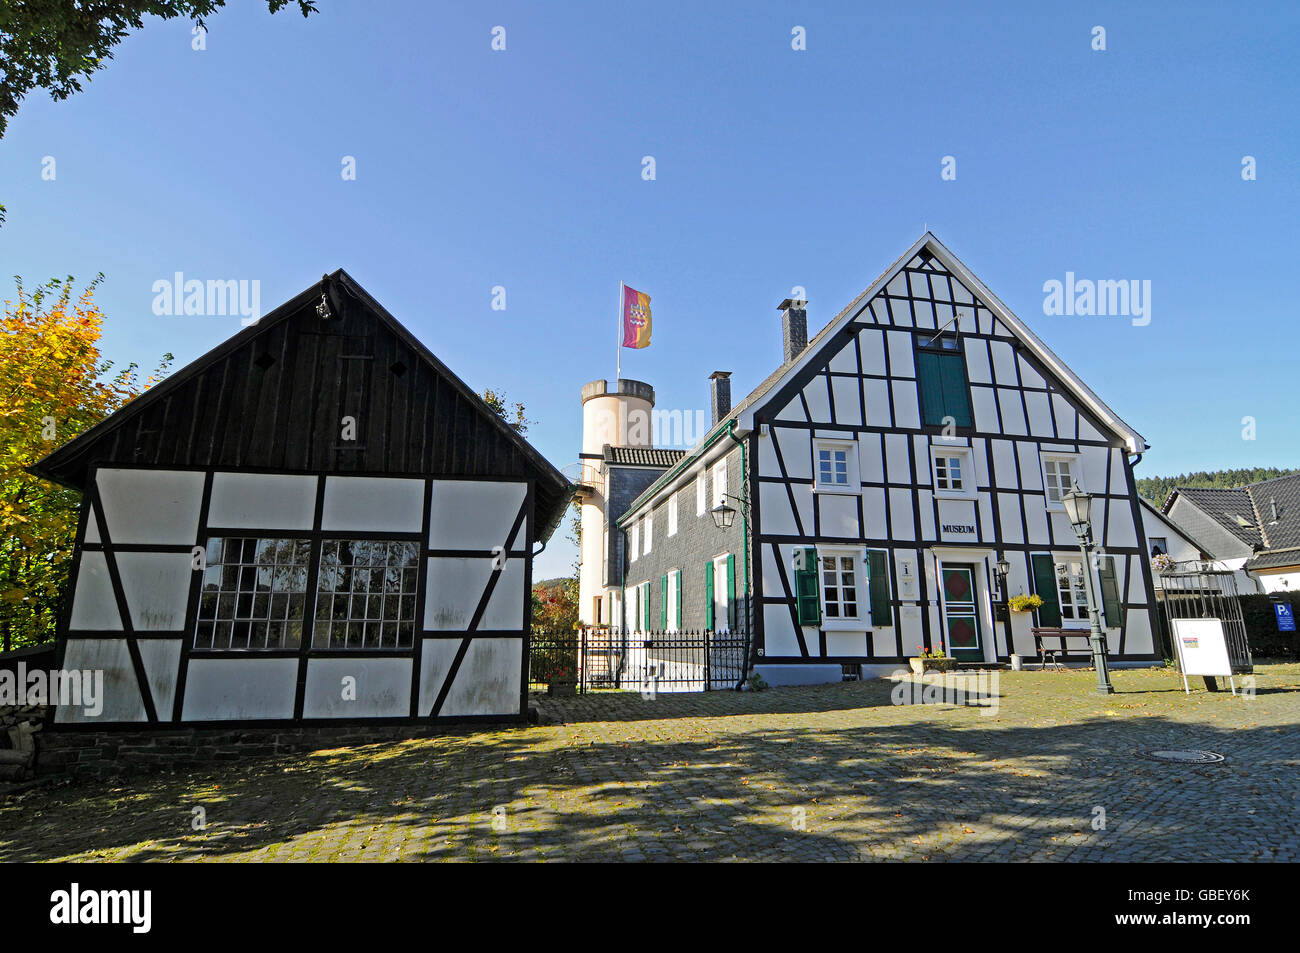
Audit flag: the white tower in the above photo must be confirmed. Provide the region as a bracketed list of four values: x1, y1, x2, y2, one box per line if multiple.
[576, 378, 654, 626]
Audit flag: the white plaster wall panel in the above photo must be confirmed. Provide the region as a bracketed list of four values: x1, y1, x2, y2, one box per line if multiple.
[882, 434, 909, 485]
[803, 375, 833, 424]
[775, 428, 812, 480]
[1128, 560, 1148, 603]
[864, 379, 892, 427]
[1017, 355, 1046, 389]
[762, 544, 785, 598]
[1025, 504, 1051, 546]
[1050, 395, 1078, 440]
[990, 440, 1017, 490]
[885, 271, 910, 298]
[139, 639, 182, 717]
[1018, 447, 1044, 491]
[818, 494, 859, 539]
[1025, 391, 1055, 438]
[439, 638, 522, 716]
[1124, 609, 1154, 654]
[416, 639, 458, 714]
[937, 499, 978, 542]
[775, 395, 806, 422]
[998, 493, 1024, 543]
[952, 280, 974, 306]
[831, 376, 862, 426]
[181, 658, 298, 720]
[859, 433, 884, 484]
[303, 658, 413, 718]
[1107, 505, 1138, 548]
[1110, 450, 1130, 494]
[1078, 416, 1105, 442]
[990, 341, 1018, 386]
[889, 489, 916, 541]
[890, 380, 921, 429]
[322, 476, 424, 533]
[828, 341, 858, 374]
[1049, 511, 1075, 547]
[972, 440, 991, 487]
[425, 557, 524, 631]
[790, 484, 815, 540]
[480, 559, 526, 631]
[763, 605, 802, 656]
[859, 330, 887, 375]
[757, 432, 779, 478]
[97, 468, 203, 545]
[977, 496, 995, 542]
[1080, 446, 1109, 494]
[991, 318, 1015, 338]
[912, 437, 931, 487]
[826, 633, 868, 657]
[115, 552, 193, 631]
[956, 306, 981, 339]
[997, 389, 1028, 436]
[971, 387, 999, 433]
[862, 487, 888, 539]
[912, 298, 937, 329]
[84, 510, 101, 544]
[759, 482, 800, 536]
[932, 274, 954, 303]
[68, 551, 122, 631]
[886, 331, 915, 378]
[917, 489, 936, 539]
[207, 472, 317, 529]
[428, 480, 527, 550]
[965, 340, 993, 384]
[55, 638, 146, 723]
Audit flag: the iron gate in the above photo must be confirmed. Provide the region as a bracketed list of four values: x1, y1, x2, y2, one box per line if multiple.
[1156, 565, 1253, 674]
[529, 626, 750, 693]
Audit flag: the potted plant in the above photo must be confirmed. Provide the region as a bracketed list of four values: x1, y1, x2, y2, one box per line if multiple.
[547, 664, 577, 697]
[1007, 593, 1044, 613]
[1151, 552, 1175, 574]
[909, 645, 956, 674]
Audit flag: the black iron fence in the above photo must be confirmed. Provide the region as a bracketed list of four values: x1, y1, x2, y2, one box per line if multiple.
[1156, 567, 1253, 674]
[529, 626, 750, 694]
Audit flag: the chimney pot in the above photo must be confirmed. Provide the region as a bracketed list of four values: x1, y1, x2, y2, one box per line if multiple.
[778, 298, 808, 364]
[709, 371, 732, 426]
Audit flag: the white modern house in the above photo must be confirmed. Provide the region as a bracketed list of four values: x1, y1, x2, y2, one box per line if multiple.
[578, 233, 1165, 684]
[32, 271, 571, 727]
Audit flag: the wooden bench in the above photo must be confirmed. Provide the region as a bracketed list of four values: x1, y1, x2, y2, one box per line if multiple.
[1030, 627, 1095, 670]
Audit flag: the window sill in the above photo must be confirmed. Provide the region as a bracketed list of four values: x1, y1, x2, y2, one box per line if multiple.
[933, 489, 978, 501]
[821, 619, 867, 632]
[813, 484, 860, 496]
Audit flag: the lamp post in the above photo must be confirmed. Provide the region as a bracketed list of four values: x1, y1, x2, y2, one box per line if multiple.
[1061, 485, 1115, 695]
[993, 556, 1011, 622]
[710, 493, 745, 530]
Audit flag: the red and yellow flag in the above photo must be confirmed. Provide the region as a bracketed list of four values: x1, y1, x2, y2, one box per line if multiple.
[621, 285, 652, 349]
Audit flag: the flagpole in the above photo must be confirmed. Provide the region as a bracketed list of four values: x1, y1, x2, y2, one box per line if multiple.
[616, 280, 623, 384]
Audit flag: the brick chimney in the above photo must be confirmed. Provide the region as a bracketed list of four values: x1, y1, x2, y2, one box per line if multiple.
[778, 298, 808, 364]
[709, 371, 732, 426]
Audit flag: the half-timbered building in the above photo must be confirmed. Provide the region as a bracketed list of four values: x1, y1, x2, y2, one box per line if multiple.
[581, 233, 1163, 684]
[32, 270, 571, 726]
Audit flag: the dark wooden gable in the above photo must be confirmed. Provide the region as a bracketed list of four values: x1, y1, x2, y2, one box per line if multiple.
[32, 270, 572, 539]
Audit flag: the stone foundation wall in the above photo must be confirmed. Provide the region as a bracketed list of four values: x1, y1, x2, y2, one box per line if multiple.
[0, 705, 47, 781]
[32, 722, 490, 779]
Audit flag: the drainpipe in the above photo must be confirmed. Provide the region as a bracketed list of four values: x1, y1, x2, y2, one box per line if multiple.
[725, 420, 752, 690]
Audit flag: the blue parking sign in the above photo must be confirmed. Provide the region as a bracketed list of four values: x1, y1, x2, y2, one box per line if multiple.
[1276, 602, 1296, 632]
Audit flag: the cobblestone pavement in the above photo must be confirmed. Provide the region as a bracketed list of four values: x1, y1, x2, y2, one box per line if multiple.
[2, 664, 1297, 862]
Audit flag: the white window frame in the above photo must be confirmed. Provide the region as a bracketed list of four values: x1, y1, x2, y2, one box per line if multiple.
[644, 513, 652, 555]
[1053, 556, 1090, 625]
[817, 545, 866, 631]
[1041, 453, 1082, 509]
[931, 445, 976, 500]
[712, 459, 728, 509]
[696, 470, 706, 517]
[667, 569, 681, 632]
[667, 493, 678, 537]
[712, 553, 730, 633]
[629, 523, 639, 562]
[812, 438, 859, 494]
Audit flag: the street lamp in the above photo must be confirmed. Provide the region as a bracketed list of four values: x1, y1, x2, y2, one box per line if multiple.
[711, 499, 736, 529]
[1061, 484, 1115, 695]
[995, 556, 1011, 596]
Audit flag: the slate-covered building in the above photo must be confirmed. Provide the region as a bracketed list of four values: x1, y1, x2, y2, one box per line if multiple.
[32, 270, 571, 727]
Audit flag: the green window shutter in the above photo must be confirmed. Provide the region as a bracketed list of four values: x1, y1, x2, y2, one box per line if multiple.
[726, 554, 737, 628]
[916, 350, 946, 426]
[1031, 554, 1062, 627]
[660, 574, 668, 630]
[938, 353, 973, 427]
[794, 547, 821, 626]
[674, 570, 683, 629]
[867, 549, 892, 627]
[1098, 557, 1122, 628]
[704, 562, 715, 630]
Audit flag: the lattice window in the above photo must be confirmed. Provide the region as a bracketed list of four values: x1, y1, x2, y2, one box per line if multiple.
[313, 540, 419, 649]
[820, 554, 859, 620]
[1044, 457, 1077, 504]
[1055, 558, 1090, 622]
[935, 454, 964, 491]
[196, 537, 310, 650]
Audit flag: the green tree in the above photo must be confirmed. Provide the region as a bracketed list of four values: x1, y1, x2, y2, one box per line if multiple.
[480, 387, 532, 435]
[0, 0, 318, 140]
[1137, 467, 1300, 508]
[0, 276, 171, 650]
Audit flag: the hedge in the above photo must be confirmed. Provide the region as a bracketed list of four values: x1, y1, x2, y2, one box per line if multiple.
[1237, 593, 1300, 659]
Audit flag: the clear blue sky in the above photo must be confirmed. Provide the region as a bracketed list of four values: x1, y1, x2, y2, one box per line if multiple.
[2, 1, 1296, 579]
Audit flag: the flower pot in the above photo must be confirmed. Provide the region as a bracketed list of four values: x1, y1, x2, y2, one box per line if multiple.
[909, 657, 956, 675]
[547, 679, 577, 697]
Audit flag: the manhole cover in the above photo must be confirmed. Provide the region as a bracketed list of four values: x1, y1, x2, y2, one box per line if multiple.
[1140, 749, 1225, 764]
